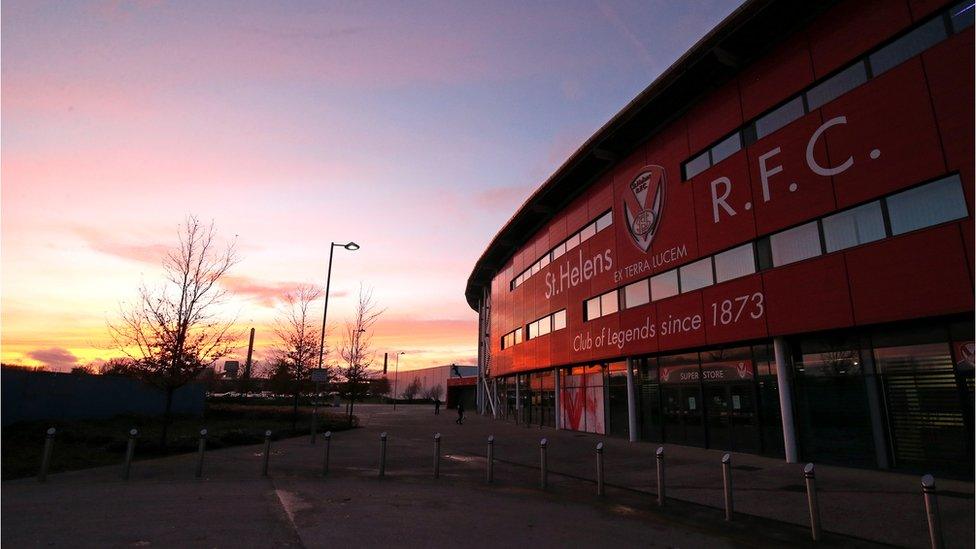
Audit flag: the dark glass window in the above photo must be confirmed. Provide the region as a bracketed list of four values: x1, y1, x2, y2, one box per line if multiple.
[870, 18, 947, 76]
[755, 96, 805, 139]
[806, 62, 868, 110]
[821, 201, 886, 252]
[886, 175, 968, 235]
[714, 243, 755, 283]
[951, 1, 975, 32]
[650, 269, 679, 300]
[623, 279, 650, 309]
[684, 151, 711, 179]
[679, 257, 714, 292]
[710, 133, 741, 165]
[770, 221, 822, 266]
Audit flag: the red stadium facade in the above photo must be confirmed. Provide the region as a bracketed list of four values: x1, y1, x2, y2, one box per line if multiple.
[466, 0, 974, 474]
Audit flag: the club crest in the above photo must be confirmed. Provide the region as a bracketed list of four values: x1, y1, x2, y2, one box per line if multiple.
[623, 166, 666, 252]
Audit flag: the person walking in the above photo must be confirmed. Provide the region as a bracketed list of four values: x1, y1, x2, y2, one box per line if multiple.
[455, 402, 465, 425]
[434, 398, 441, 415]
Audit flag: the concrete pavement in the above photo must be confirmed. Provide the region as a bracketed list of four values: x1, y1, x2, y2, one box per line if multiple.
[3, 404, 972, 548]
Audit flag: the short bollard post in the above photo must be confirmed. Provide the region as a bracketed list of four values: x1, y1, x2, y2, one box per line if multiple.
[433, 433, 442, 479]
[655, 446, 665, 506]
[486, 436, 495, 484]
[722, 453, 733, 521]
[195, 428, 208, 478]
[379, 432, 388, 477]
[38, 427, 56, 482]
[539, 438, 548, 490]
[121, 428, 138, 480]
[321, 431, 332, 477]
[921, 474, 944, 549]
[804, 463, 822, 541]
[261, 430, 272, 477]
[596, 442, 605, 497]
[310, 406, 318, 445]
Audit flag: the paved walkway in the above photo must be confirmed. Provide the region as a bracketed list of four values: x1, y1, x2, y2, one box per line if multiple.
[3, 404, 972, 548]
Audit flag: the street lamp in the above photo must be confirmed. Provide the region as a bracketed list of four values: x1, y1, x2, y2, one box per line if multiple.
[393, 351, 405, 411]
[317, 241, 360, 372]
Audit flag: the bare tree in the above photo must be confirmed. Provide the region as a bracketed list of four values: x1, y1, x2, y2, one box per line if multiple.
[403, 377, 422, 401]
[271, 284, 326, 428]
[338, 285, 383, 425]
[108, 215, 240, 448]
[425, 383, 444, 402]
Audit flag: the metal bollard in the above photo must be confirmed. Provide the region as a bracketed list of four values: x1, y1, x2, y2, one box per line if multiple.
[596, 442, 605, 497]
[487, 436, 495, 484]
[656, 446, 665, 506]
[38, 427, 56, 482]
[121, 428, 138, 480]
[322, 431, 332, 477]
[433, 433, 442, 479]
[310, 405, 318, 445]
[379, 432, 388, 477]
[921, 474, 944, 549]
[539, 438, 548, 490]
[195, 429, 208, 478]
[261, 430, 272, 477]
[722, 453, 733, 521]
[804, 463, 822, 541]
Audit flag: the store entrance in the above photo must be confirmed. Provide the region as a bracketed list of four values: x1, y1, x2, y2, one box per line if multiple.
[704, 381, 760, 453]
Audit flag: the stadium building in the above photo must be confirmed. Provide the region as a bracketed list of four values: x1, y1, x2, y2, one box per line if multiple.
[465, 0, 974, 475]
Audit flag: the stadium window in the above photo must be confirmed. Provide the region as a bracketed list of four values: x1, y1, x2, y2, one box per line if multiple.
[679, 257, 714, 293]
[714, 243, 756, 283]
[951, 1, 975, 32]
[623, 279, 650, 309]
[806, 62, 868, 110]
[600, 291, 619, 316]
[565, 233, 581, 252]
[755, 96, 805, 139]
[579, 222, 597, 243]
[886, 175, 968, 235]
[710, 133, 742, 165]
[769, 221, 822, 266]
[585, 296, 602, 321]
[538, 315, 552, 336]
[821, 201, 886, 252]
[552, 309, 566, 331]
[596, 210, 613, 232]
[552, 242, 566, 260]
[515, 327, 523, 344]
[869, 18, 947, 76]
[684, 151, 711, 180]
[539, 254, 551, 269]
[650, 269, 679, 301]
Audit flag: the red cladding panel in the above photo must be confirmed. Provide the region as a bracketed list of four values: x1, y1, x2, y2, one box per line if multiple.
[806, 0, 913, 77]
[686, 80, 743, 152]
[702, 275, 769, 345]
[615, 304, 659, 356]
[739, 32, 815, 120]
[656, 292, 707, 352]
[580, 314, 621, 363]
[762, 254, 854, 335]
[691, 150, 758, 255]
[746, 111, 836, 234]
[922, 30, 975, 195]
[846, 225, 974, 324]
[908, 0, 952, 20]
[821, 59, 945, 208]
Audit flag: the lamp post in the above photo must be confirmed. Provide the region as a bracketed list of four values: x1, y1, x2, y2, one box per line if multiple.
[393, 351, 404, 411]
[317, 241, 360, 373]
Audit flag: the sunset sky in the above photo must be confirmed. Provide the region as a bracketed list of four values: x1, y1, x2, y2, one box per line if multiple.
[1, 0, 741, 373]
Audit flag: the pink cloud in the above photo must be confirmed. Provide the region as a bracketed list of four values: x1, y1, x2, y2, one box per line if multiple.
[220, 276, 343, 307]
[476, 185, 531, 210]
[73, 227, 169, 265]
[26, 347, 78, 369]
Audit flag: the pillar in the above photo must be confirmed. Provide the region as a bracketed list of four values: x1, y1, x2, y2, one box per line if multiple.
[515, 375, 521, 424]
[625, 358, 638, 442]
[773, 337, 798, 463]
[554, 367, 561, 430]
